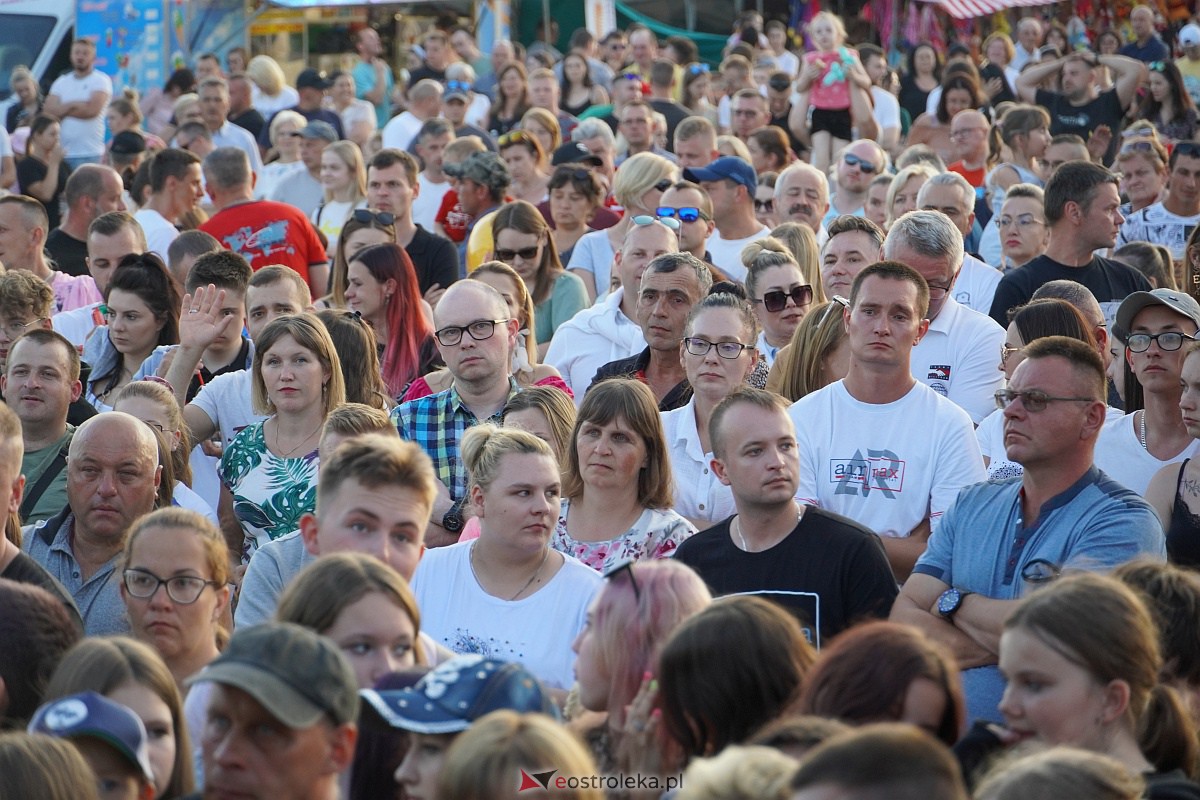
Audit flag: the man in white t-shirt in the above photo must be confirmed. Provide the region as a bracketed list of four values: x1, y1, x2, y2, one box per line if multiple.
[411, 118, 454, 232]
[134, 149, 204, 259]
[382, 80, 442, 152]
[917, 172, 1003, 316]
[44, 38, 112, 168]
[886, 210, 1006, 424]
[859, 45, 901, 155]
[683, 156, 770, 281]
[788, 261, 985, 580]
[1117, 143, 1200, 261]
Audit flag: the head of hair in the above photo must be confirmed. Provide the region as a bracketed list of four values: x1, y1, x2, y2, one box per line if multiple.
[316, 434, 435, 523]
[369, 147, 420, 185]
[747, 126, 791, 172]
[826, 215, 887, 255]
[276, 552, 424, 663]
[436, 711, 601, 800]
[320, 140, 367, 203]
[502, 386, 577, 471]
[0, 194, 48, 234]
[168, 231, 222, 282]
[1114, 561, 1200, 691]
[147, 148, 201, 194]
[185, 248, 251, 294]
[749, 714, 851, 758]
[547, 163, 604, 207]
[0, 271, 53, 321]
[491, 200, 563, 305]
[246, 55, 285, 95]
[1142, 60, 1195, 125]
[563, 378, 673, 507]
[935, 74, 984, 125]
[975, 747, 1145, 800]
[999, 104, 1052, 147]
[644, 250, 713, 297]
[106, 253, 182, 347]
[0, 581, 81, 727]
[770, 299, 849, 402]
[63, 165, 114, 209]
[789, 723, 969, 800]
[44, 637, 194, 796]
[0, 732, 101, 800]
[1029, 280, 1105, 327]
[799, 621, 964, 746]
[251, 313, 346, 416]
[249, 264, 313, 307]
[849, 260, 930, 321]
[519, 107, 561, 152]
[268, 109, 308, 146]
[88, 210, 148, 250]
[684, 290, 758, 347]
[768, 222, 825, 303]
[10, 329, 80, 383]
[1044, 161, 1119, 225]
[613, 152, 677, 210]
[122, 507, 228, 609]
[330, 210, 396, 308]
[1113, 242, 1175, 290]
[906, 42, 944, 82]
[202, 147, 251, 191]
[113, 379, 194, 485]
[708, 387, 790, 459]
[344, 243, 430, 396]
[315, 309, 388, 410]
[1022, 335, 1106, 401]
[884, 208, 965, 271]
[467, 261, 538, 369]
[679, 744, 799, 799]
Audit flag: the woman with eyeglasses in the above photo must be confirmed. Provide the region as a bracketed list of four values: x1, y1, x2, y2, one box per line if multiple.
[411, 424, 603, 689]
[343, 243, 437, 400]
[681, 63, 719, 126]
[1139, 61, 1198, 145]
[744, 238, 814, 366]
[661, 294, 760, 529]
[553, 378, 694, 571]
[219, 314, 346, 561]
[990, 573, 1200, 798]
[549, 164, 605, 262]
[567, 152, 678, 302]
[569, 559, 711, 773]
[499, 130, 550, 206]
[766, 297, 851, 402]
[487, 61, 532, 139]
[998, 184, 1050, 273]
[1115, 130, 1169, 217]
[561, 52, 609, 119]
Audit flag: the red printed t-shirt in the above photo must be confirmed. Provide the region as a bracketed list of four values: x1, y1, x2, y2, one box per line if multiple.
[435, 190, 470, 243]
[200, 200, 326, 285]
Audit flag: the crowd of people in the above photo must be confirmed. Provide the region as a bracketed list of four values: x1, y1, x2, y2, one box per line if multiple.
[4, 5, 1200, 799]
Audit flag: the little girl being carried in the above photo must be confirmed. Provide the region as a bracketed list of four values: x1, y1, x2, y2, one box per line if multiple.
[796, 12, 872, 172]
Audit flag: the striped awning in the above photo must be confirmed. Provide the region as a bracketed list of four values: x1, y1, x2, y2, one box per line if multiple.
[916, 0, 1057, 20]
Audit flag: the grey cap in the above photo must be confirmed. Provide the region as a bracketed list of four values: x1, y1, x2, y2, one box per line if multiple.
[1116, 288, 1200, 335]
[443, 151, 511, 193]
[298, 120, 339, 143]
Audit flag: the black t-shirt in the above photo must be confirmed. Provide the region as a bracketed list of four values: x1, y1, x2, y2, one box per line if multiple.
[1035, 87, 1126, 165]
[406, 225, 459, 295]
[673, 506, 898, 647]
[2, 550, 84, 632]
[648, 99, 689, 151]
[408, 65, 447, 88]
[229, 108, 265, 141]
[17, 156, 67, 230]
[988, 253, 1152, 326]
[45, 228, 89, 277]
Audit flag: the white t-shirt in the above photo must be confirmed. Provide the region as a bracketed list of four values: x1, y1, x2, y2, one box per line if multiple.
[789, 380, 985, 537]
[381, 111, 422, 151]
[566, 229, 617, 298]
[134, 208, 179, 261]
[1094, 412, 1200, 496]
[1116, 202, 1200, 261]
[411, 541, 602, 689]
[189, 370, 268, 449]
[773, 50, 801, 78]
[312, 198, 366, 257]
[52, 301, 105, 349]
[706, 224, 771, 282]
[870, 86, 901, 134]
[48, 69, 112, 159]
[912, 294, 1007, 424]
[661, 399, 737, 525]
[413, 172, 452, 232]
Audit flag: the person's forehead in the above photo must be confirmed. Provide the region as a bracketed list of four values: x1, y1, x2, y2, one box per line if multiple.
[662, 187, 705, 207]
[846, 142, 878, 159]
[247, 281, 304, 308]
[641, 266, 699, 293]
[1046, 144, 1088, 162]
[1009, 354, 1076, 389]
[857, 274, 918, 303]
[890, 243, 953, 279]
[826, 230, 874, 255]
[626, 224, 674, 250]
[369, 164, 408, 183]
[89, 230, 139, 255]
[785, 170, 824, 193]
[1173, 155, 1200, 173]
[719, 402, 791, 448]
[922, 183, 968, 208]
[436, 287, 503, 325]
[9, 338, 70, 367]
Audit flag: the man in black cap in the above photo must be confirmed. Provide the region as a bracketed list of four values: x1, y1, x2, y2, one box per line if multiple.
[257, 68, 344, 150]
[189, 623, 359, 800]
[105, 131, 146, 192]
[268, 120, 338, 217]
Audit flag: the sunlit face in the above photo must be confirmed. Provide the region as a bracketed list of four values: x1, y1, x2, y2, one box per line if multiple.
[309, 479, 428, 580]
[1119, 153, 1166, 209]
[105, 289, 165, 357]
[320, 150, 354, 193]
[366, 163, 413, 216]
[245, 282, 307, 342]
[1080, 183, 1125, 251]
[344, 259, 395, 324]
[575, 414, 648, 493]
[845, 275, 926, 368]
[1126, 305, 1198, 394]
[821, 230, 879, 298]
[891, 175, 926, 221]
[637, 264, 703, 352]
[616, 224, 677, 295]
[323, 591, 417, 689]
[998, 195, 1048, 267]
[260, 334, 330, 414]
[681, 305, 757, 400]
[3, 339, 80, 430]
[866, 181, 889, 228]
[108, 681, 176, 798]
[472, 452, 560, 549]
[1001, 355, 1097, 468]
[711, 403, 799, 506]
[752, 262, 809, 345]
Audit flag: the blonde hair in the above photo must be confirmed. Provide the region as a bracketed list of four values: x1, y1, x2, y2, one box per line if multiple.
[677, 744, 798, 800]
[321, 140, 367, 204]
[613, 152, 677, 210]
[251, 313, 347, 417]
[114, 380, 193, 486]
[769, 222, 825, 304]
[768, 299, 849, 401]
[462, 424, 554, 498]
[975, 747, 1145, 800]
[471, 261, 539, 370]
[886, 164, 938, 229]
[717, 135, 753, 162]
[0, 733, 101, 800]
[246, 55, 286, 96]
[269, 109, 307, 147]
[806, 11, 847, 46]
[520, 107, 562, 152]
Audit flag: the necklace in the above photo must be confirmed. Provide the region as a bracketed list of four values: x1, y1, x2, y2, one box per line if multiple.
[470, 542, 550, 601]
[732, 505, 804, 553]
[733, 516, 751, 551]
[271, 417, 324, 458]
[1140, 409, 1148, 450]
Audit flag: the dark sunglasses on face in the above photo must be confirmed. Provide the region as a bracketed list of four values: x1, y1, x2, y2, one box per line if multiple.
[756, 284, 813, 312]
[843, 153, 878, 174]
[495, 244, 541, 261]
[653, 178, 673, 192]
[755, 199, 775, 212]
[655, 206, 708, 223]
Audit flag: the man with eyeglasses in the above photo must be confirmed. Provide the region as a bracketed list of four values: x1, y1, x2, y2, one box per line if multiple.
[823, 139, 889, 229]
[789, 261, 984, 582]
[674, 388, 896, 645]
[394, 280, 520, 546]
[893, 335, 1163, 724]
[25, 411, 162, 635]
[1117, 143, 1200, 261]
[915, 173, 1001, 315]
[885, 210, 1005, 425]
[1094, 289, 1200, 496]
[989, 161, 1151, 327]
[730, 89, 769, 142]
[684, 156, 771, 281]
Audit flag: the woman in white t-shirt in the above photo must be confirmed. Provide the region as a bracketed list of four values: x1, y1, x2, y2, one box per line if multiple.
[411, 425, 602, 688]
[314, 140, 368, 259]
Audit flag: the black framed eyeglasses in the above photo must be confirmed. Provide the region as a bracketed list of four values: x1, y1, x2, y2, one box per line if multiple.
[352, 209, 395, 226]
[434, 319, 509, 346]
[1126, 331, 1196, 353]
[603, 559, 641, 602]
[926, 282, 952, 301]
[683, 336, 754, 359]
[655, 206, 708, 223]
[994, 389, 1095, 412]
[843, 153, 878, 174]
[757, 285, 813, 312]
[495, 244, 541, 262]
[1021, 559, 1062, 585]
[123, 568, 219, 604]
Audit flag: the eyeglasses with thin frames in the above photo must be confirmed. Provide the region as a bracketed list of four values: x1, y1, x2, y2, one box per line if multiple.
[994, 389, 1095, 412]
[0, 317, 46, 338]
[1000, 343, 1023, 366]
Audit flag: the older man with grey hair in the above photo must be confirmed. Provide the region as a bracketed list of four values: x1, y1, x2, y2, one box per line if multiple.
[775, 162, 831, 240]
[885, 209, 1006, 424]
[917, 171, 1003, 315]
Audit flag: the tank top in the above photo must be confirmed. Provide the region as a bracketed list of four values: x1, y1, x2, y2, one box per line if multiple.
[1167, 459, 1200, 567]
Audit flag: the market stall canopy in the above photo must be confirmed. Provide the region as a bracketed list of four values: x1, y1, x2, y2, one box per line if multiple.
[916, 0, 1056, 20]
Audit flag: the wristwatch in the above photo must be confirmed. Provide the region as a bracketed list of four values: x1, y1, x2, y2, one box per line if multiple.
[441, 501, 464, 534]
[937, 587, 972, 619]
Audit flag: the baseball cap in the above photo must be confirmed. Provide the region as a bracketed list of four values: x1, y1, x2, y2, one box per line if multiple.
[443, 151, 511, 192]
[359, 655, 556, 735]
[684, 156, 758, 193]
[188, 622, 359, 728]
[110, 130, 147, 155]
[1116, 288, 1200, 335]
[298, 120, 339, 143]
[296, 67, 331, 91]
[29, 692, 155, 783]
[1181, 24, 1200, 47]
[551, 141, 603, 167]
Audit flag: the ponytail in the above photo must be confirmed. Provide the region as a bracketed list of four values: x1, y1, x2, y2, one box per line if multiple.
[1138, 684, 1199, 778]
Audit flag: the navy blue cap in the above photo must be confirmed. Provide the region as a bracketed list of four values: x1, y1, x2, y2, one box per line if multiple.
[683, 156, 757, 192]
[29, 691, 155, 783]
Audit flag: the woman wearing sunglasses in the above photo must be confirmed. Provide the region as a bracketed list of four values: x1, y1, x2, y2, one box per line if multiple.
[744, 237, 816, 367]
[661, 293, 760, 530]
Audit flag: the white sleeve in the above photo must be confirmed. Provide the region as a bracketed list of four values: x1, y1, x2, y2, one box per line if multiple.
[929, 407, 986, 530]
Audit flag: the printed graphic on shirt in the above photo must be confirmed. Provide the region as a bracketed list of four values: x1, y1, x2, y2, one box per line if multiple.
[731, 589, 822, 648]
[927, 364, 951, 396]
[220, 221, 298, 262]
[829, 449, 906, 498]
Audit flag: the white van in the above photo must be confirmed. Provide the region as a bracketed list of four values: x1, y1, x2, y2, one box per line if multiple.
[0, 0, 75, 117]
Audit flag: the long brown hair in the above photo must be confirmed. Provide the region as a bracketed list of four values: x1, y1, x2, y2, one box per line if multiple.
[491, 200, 565, 306]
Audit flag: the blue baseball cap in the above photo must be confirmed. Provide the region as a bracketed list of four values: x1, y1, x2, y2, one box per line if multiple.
[684, 156, 758, 193]
[29, 691, 155, 783]
[359, 655, 556, 734]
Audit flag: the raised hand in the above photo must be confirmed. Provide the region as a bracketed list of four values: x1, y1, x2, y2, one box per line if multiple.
[179, 284, 238, 352]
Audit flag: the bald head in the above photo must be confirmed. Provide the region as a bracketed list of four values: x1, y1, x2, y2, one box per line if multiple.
[436, 279, 509, 327]
[68, 412, 162, 544]
[71, 412, 157, 462]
